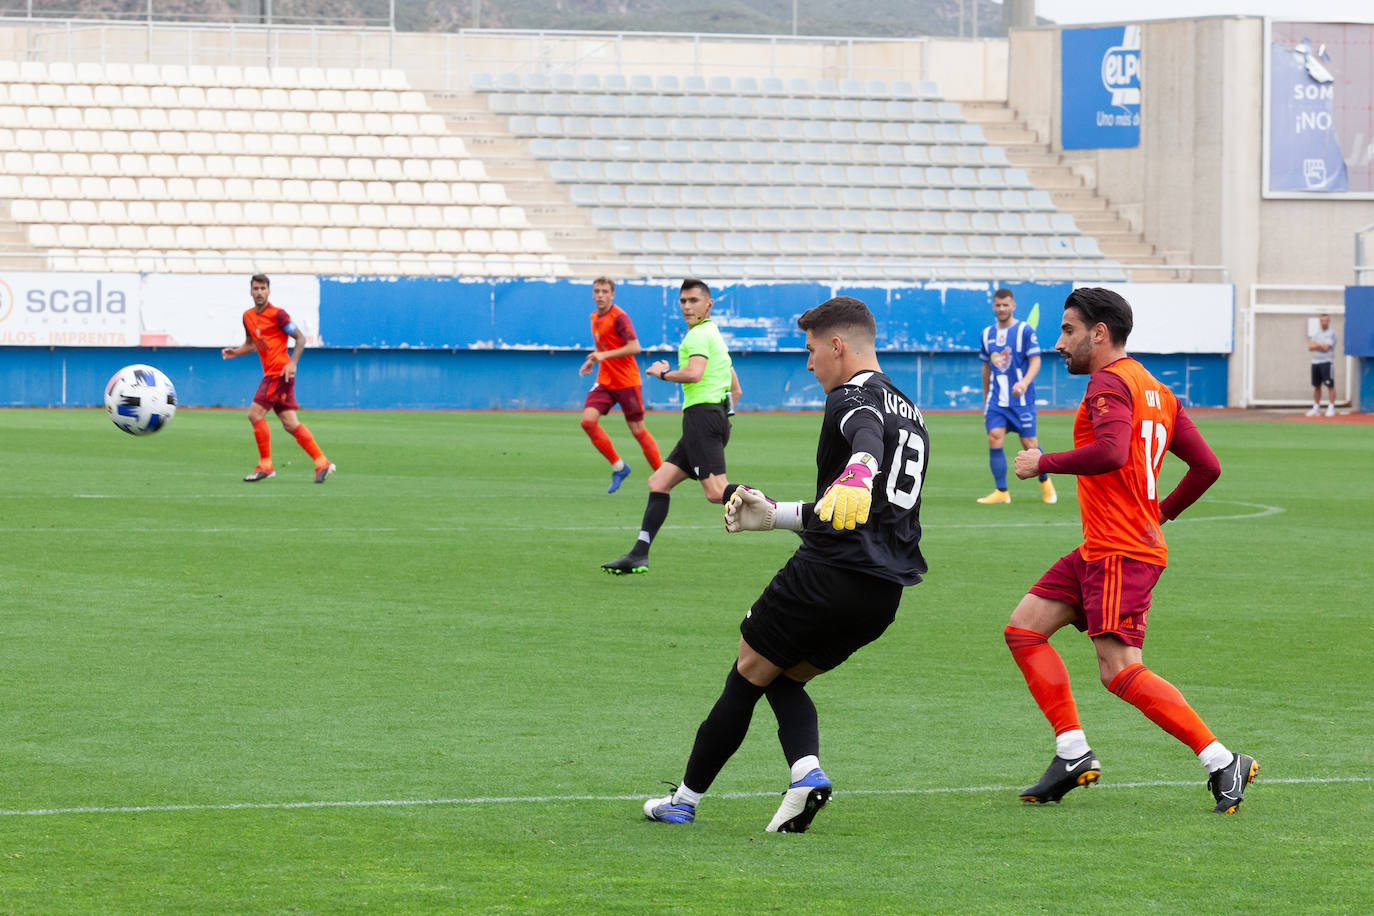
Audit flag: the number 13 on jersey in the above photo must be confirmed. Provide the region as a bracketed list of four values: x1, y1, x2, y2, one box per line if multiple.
[885, 427, 926, 509]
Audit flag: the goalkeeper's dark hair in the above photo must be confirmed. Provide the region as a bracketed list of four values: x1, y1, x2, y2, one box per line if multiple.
[250, 273, 270, 287]
[1064, 287, 1132, 346]
[798, 296, 876, 344]
[681, 277, 711, 298]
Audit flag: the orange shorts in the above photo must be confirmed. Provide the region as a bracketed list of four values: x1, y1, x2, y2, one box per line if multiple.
[1029, 550, 1163, 648]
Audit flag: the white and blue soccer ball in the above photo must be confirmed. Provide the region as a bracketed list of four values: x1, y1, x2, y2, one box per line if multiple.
[104, 364, 177, 435]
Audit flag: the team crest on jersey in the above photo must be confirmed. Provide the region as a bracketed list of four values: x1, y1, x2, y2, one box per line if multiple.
[1095, 395, 1109, 414]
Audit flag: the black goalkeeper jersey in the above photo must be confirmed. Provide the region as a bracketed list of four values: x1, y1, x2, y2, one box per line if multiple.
[794, 370, 929, 586]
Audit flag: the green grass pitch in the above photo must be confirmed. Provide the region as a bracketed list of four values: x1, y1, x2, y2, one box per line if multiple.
[0, 406, 1369, 913]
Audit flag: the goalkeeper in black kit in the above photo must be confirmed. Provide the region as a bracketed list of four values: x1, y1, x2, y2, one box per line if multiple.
[642, 295, 930, 833]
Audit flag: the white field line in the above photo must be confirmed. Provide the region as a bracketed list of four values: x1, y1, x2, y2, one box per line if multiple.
[0, 775, 1367, 818]
[0, 500, 1283, 534]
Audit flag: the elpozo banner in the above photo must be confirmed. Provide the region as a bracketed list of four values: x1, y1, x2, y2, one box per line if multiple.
[0, 272, 140, 346]
[1061, 25, 1141, 150]
[1266, 21, 1373, 197]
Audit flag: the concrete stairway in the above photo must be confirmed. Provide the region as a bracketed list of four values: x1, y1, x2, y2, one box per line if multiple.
[425, 90, 617, 278]
[961, 101, 1181, 280]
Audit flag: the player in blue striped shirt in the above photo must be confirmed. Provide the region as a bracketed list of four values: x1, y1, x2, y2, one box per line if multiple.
[977, 288, 1056, 505]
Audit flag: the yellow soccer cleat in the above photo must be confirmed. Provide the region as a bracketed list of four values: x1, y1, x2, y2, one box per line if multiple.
[1041, 479, 1058, 504]
[976, 489, 1011, 505]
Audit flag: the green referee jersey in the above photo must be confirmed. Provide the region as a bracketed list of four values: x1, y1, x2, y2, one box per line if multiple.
[678, 319, 733, 409]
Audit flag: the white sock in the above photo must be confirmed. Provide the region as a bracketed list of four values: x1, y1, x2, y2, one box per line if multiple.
[672, 784, 703, 807]
[790, 754, 821, 783]
[1198, 741, 1233, 773]
[612, 459, 627, 471]
[1055, 729, 1090, 760]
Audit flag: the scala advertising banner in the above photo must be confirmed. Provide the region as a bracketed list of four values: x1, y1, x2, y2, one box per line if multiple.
[1266, 21, 1374, 197]
[1061, 25, 1141, 150]
[0, 272, 140, 346]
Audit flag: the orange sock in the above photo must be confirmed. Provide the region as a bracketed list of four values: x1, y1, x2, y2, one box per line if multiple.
[581, 418, 619, 464]
[291, 423, 328, 467]
[1109, 663, 1216, 754]
[633, 426, 662, 470]
[1004, 626, 1082, 735]
[251, 418, 272, 469]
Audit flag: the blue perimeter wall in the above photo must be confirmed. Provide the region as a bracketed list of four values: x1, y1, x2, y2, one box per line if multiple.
[2, 277, 1230, 410]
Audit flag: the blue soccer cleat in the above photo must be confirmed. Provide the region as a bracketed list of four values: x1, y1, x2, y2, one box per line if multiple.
[643, 791, 696, 824]
[608, 462, 633, 493]
[766, 767, 832, 833]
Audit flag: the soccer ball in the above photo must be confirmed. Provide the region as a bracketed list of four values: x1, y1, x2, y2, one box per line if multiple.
[104, 364, 177, 435]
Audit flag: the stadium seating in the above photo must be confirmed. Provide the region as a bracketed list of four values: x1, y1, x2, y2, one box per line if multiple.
[474, 71, 1120, 280]
[0, 59, 1121, 279]
[0, 60, 551, 275]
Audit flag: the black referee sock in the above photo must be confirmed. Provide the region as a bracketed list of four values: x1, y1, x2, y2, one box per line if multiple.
[631, 491, 670, 557]
[682, 665, 766, 795]
[766, 675, 820, 764]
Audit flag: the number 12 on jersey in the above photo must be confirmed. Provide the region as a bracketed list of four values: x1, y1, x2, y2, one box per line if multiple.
[1139, 419, 1168, 499]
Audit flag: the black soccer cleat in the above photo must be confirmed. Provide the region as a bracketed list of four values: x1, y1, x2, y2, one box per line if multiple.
[601, 552, 648, 575]
[314, 463, 336, 484]
[243, 467, 275, 482]
[1019, 750, 1101, 804]
[1208, 753, 1258, 813]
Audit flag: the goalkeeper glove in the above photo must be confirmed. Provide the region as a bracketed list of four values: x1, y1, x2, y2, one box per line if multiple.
[816, 452, 878, 531]
[724, 486, 803, 533]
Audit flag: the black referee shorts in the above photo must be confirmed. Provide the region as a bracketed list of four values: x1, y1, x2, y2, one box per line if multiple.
[1311, 363, 1334, 388]
[663, 401, 731, 480]
[741, 555, 903, 672]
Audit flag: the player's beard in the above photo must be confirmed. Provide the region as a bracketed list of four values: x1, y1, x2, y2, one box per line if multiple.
[1062, 337, 1093, 374]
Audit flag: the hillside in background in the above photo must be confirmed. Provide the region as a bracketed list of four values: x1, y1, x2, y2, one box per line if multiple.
[6, 0, 1034, 37]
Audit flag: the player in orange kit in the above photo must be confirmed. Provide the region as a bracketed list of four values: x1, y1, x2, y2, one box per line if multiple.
[1004, 287, 1257, 813]
[221, 274, 335, 484]
[578, 276, 661, 493]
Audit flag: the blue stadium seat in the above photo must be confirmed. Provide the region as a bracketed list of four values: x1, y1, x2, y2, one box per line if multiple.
[1003, 190, 1030, 210]
[760, 77, 785, 95]
[624, 184, 653, 205]
[682, 75, 707, 93]
[469, 72, 494, 92]
[916, 80, 940, 98]
[997, 212, 1024, 233]
[948, 188, 976, 210]
[604, 74, 628, 91]
[569, 184, 596, 205]
[493, 73, 521, 91]
[629, 74, 655, 92]
[1023, 212, 1051, 233]
[655, 75, 680, 93]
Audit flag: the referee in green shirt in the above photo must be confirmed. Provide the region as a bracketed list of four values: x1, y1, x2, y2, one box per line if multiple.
[603, 279, 743, 575]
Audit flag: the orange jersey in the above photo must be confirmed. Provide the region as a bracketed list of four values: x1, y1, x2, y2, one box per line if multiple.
[242, 304, 297, 376]
[590, 305, 641, 389]
[1071, 358, 1179, 566]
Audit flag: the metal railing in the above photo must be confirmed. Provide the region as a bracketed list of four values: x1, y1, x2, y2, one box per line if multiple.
[0, 19, 975, 91]
[1357, 220, 1374, 284]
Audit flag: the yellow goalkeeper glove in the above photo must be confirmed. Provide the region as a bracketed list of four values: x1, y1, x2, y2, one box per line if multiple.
[815, 453, 878, 530]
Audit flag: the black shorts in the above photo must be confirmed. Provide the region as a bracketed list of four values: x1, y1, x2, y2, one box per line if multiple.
[663, 401, 730, 480]
[741, 555, 903, 671]
[1311, 363, 1334, 388]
